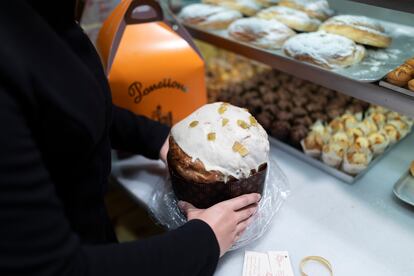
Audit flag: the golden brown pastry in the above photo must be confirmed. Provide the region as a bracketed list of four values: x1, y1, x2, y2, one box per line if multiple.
[283, 31, 365, 69]
[405, 57, 414, 68]
[408, 79, 414, 92]
[257, 6, 321, 32]
[178, 4, 242, 30]
[319, 15, 392, 48]
[386, 64, 413, 87]
[278, 0, 334, 21]
[410, 161, 414, 177]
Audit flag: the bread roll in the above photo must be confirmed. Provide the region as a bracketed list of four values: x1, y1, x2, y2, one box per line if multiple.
[178, 4, 242, 30]
[228, 18, 296, 49]
[405, 57, 414, 68]
[257, 6, 321, 32]
[283, 31, 366, 69]
[408, 79, 414, 92]
[319, 15, 392, 48]
[217, 0, 263, 16]
[386, 64, 413, 87]
[278, 0, 334, 21]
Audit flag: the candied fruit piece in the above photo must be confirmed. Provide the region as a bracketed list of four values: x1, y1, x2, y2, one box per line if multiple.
[189, 121, 199, 128]
[218, 104, 228, 114]
[222, 118, 229, 127]
[249, 116, 258, 126]
[232, 141, 249, 157]
[207, 132, 216, 141]
[237, 120, 250, 129]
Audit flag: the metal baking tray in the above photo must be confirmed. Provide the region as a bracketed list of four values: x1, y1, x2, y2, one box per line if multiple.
[270, 133, 412, 184]
[393, 169, 414, 207]
[379, 80, 414, 98]
[180, 20, 414, 83]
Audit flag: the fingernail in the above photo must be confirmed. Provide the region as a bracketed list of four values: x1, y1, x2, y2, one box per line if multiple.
[257, 194, 261, 201]
[178, 201, 185, 208]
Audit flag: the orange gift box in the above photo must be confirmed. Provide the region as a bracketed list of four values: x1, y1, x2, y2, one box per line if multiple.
[97, 0, 207, 126]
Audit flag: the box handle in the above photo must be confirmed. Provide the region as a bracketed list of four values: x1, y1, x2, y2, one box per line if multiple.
[124, 0, 164, 24]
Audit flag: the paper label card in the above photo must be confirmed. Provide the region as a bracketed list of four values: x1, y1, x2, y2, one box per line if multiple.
[267, 251, 295, 276]
[242, 251, 272, 276]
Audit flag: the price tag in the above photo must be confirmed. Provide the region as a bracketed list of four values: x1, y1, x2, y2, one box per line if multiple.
[242, 251, 272, 276]
[267, 251, 295, 276]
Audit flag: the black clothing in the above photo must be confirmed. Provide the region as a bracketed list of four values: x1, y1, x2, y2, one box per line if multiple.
[0, 1, 219, 275]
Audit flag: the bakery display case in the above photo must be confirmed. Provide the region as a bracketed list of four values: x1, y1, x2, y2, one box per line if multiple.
[200, 45, 412, 182]
[166, 0, 414, 182]
[107, 1, 414, 275]
[170, 0, 414, 117]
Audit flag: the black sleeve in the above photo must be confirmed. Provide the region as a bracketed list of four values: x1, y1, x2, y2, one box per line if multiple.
[0, 88, 219, 276]
[110, 105, 170, 160]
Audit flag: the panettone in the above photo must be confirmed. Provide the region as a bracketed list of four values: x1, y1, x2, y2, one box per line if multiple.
[168, 102, 269, 208]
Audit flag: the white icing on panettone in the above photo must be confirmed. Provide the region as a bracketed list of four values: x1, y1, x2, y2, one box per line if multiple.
[171, 102, 269, 180]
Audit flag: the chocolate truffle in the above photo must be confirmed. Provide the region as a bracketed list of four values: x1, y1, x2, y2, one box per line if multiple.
[271, 121, 291, 141]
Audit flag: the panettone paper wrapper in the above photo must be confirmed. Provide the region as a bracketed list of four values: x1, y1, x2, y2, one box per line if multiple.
[149, 156, 290, 250]
[169, 165, 267, 209]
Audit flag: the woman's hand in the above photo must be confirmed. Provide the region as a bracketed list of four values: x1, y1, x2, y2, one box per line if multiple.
[179, 193, 261, 257]
[159, 135, 169, 164]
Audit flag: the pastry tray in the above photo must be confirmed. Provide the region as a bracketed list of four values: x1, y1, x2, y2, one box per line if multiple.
[393, 168, 414, 207]
[269, 133, 412, 184]
[181, 20, 414, 83]
[379, 80, 414, 98]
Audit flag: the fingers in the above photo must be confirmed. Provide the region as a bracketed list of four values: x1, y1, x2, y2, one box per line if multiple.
[235, 203, 258, 223]
[178, 201, 197, 216]
[235, 216, 255, 241]
[225, 193, 261, 211]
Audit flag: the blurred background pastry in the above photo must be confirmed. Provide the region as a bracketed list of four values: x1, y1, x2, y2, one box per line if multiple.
[342, 147, 372, 175]
[228, 18, 296, 49]
[368, 132, 389, 155]
[278, 0, 334, 20]
[178, 3, 242, 30]
[319, 15, 392, 48]
[405, 57, 414, 68]
[215, 0, 263, 16]
[256, 0, 280, 7]
[386, 64, 413, 87]
[408, 79, 414, 92]
[257, 6, 321, 32]
[283, 31, 366, 69]
[410, 161, 414, 177]
[300, 104, 412, 174]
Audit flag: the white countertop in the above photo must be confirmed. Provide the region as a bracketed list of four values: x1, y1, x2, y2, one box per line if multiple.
[112, 133, 414, 276]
